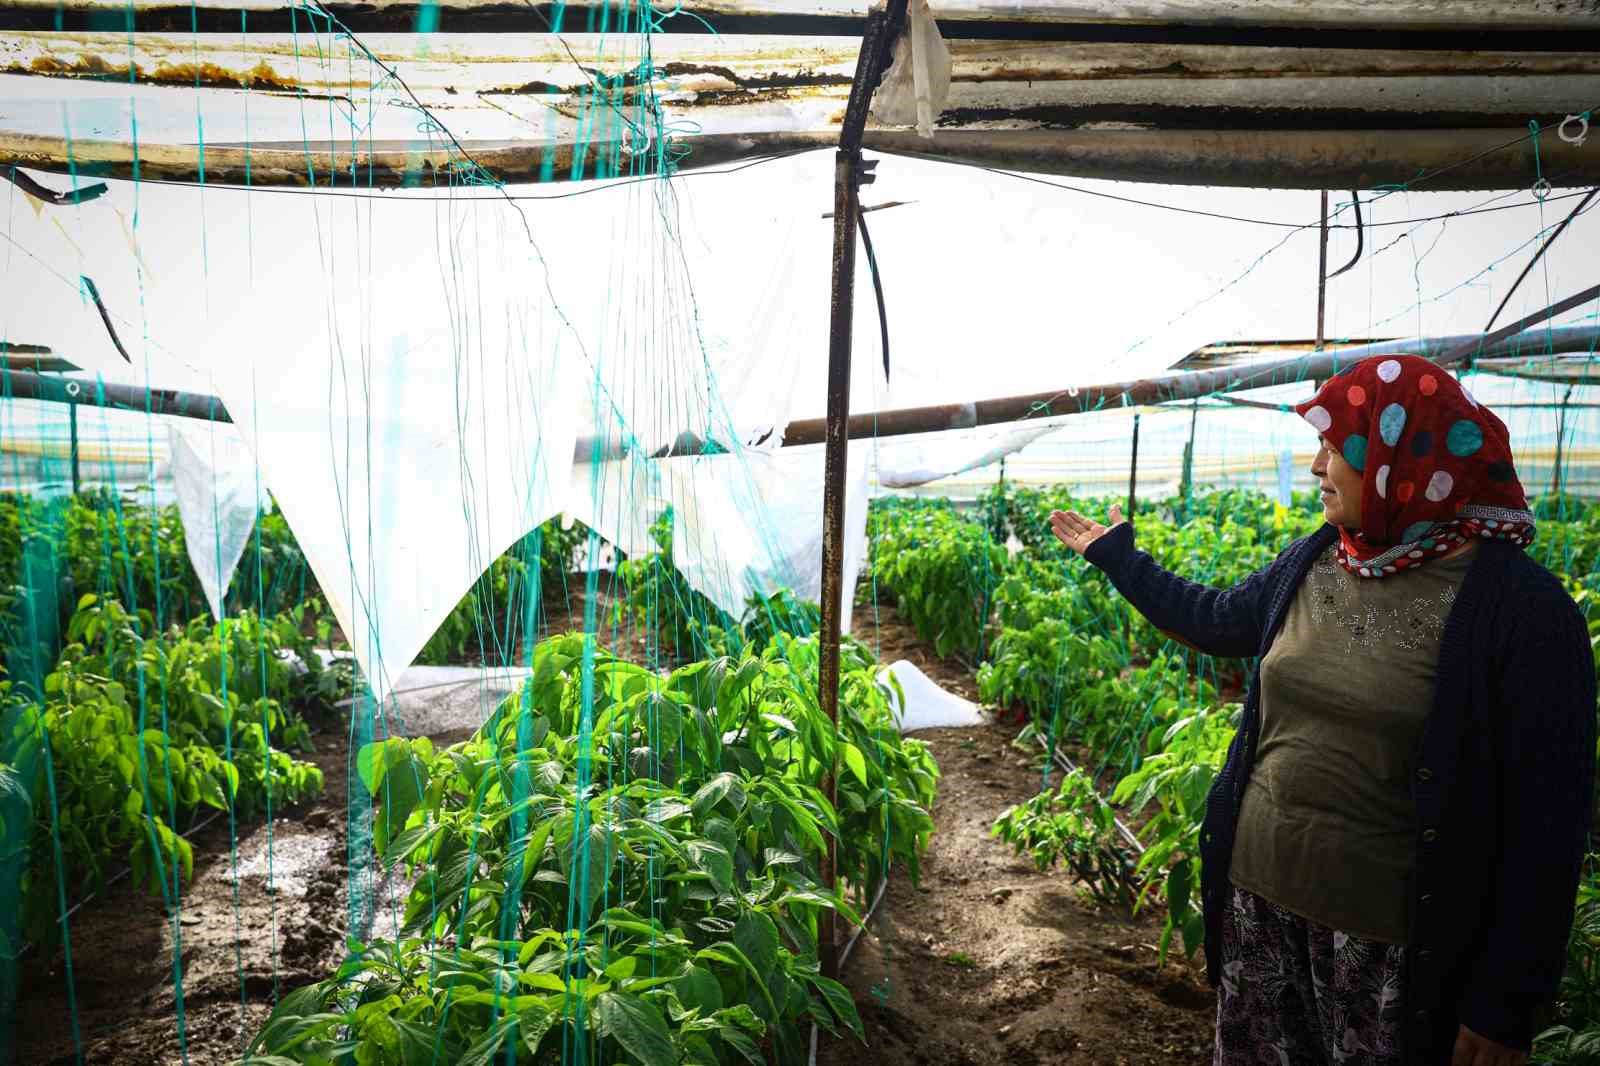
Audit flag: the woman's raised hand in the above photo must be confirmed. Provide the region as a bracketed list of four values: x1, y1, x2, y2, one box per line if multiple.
[1049, 506, 1127, 558]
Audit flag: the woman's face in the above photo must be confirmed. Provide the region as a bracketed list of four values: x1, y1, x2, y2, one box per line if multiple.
[1310, 437, 1363, 527]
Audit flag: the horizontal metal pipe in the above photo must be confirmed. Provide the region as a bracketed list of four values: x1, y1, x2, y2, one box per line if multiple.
[3, 127, 1595, 190]
[0, 131, 838, 188]
[3, 0, 1599, 44]
[861, 128, 1600, 192]
[778, 324, 1600, 445]
[6, 324, 1595, 459]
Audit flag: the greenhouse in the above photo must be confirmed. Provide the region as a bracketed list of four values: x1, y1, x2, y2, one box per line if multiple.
[2, 0, 1600, 1063]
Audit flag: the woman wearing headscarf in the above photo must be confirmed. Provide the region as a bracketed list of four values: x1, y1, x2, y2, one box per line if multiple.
[1050, 355, 1594, 1066]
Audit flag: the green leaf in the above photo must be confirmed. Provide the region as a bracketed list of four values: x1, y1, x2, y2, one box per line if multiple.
[690, 772, 743, 819]
[519, 1005, 558, 1058]
[604, 955, 639, 981]
[1166, 859, 1192, 918]
[840, 743, 869, 788]
[356, 737, 410, 797]
[594, 991, 676, 1066]
[674, 964, 723, 1014]
[731, 912, 779, 980]
[809, 975, 864, 1042]
[718, 1027, 764, 1065]
[686, 840, 734, 896]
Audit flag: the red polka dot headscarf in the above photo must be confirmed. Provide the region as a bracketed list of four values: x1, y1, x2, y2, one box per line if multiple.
[1293, 355, 1534, 578]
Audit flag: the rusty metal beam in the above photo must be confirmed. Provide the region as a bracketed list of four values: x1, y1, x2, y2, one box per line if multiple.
[860, 128, 1600, 192]
[0, 130, 838, 188]
[9, 32, 1599, 99]
[815, 0, 905, 983]
[5, 127, 1593, 190]
[7, 326, 1595, 458]
[777, 323, 1600, 446]
[3, 0, 1598, 43]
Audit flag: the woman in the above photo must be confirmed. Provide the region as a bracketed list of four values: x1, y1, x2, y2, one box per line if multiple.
[1050, 355, 1595, 1066]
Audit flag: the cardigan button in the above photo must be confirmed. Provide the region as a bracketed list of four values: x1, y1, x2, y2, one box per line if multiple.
[1417, 948, 1432, 961]
[1419, 893, 1433, 905]
[1422, 829, 1438, 843]
[1416, 767, 1433, 782]
[1414, 1009, 1429, 1025]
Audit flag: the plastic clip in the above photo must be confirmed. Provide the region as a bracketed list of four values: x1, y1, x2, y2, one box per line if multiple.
[1559, 112, 1589, 147]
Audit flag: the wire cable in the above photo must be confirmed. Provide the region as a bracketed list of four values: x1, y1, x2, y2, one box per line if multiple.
[1485, 187, 1600, 332]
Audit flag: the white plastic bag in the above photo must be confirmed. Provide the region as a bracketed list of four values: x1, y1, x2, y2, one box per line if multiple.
[870, 0, 953, 140]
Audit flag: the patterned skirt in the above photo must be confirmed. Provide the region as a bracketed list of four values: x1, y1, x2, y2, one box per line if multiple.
[1214, 886, 1408, 1066]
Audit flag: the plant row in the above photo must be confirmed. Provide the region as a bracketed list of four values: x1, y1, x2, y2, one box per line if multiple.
[241, 631, 938, 1066]
[2, 595, 330, 955]
[872, 482, 1600, 1051]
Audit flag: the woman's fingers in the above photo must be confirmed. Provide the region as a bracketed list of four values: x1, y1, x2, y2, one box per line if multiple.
[1107, 503, 1126, 526]
[1049, 510, 1108, 555]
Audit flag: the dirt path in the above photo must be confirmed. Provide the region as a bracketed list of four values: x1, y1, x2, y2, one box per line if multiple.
[814, 723, 1216, 1066]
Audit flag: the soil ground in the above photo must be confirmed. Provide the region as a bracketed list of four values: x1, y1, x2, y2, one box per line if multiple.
[16, 596, 1217, 1066]
[812, 724, 1214, 1066]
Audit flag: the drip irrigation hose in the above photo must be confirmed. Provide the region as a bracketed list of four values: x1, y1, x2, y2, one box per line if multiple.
[807, 874, 893, 1066]
[329, 671, 526, 708]
[856, 204, 891, 383]
[1036, 733, 1146, 856]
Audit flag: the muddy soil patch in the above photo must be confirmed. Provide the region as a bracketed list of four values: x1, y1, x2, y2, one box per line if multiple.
[16, 716, 356, 1066]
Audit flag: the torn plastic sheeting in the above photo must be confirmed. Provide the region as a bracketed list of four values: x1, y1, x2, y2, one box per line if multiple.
[193, 195, 581, 704]
[880, 659, 983, 731]
[569, 441, 870, 631]
[870, 0, 952, 139]
[671, 444, 870, 630]
[875, 421, 1062, 488]
[167, 420, 269, 621]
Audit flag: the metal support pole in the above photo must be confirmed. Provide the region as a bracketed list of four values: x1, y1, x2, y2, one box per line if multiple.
[1316, 189, 1329, 351]
[1121, 411, 1140, 647]
[816, 0, 905, 980]
[1126, 412, 1141, 518]
[67, 397, 80, 495]
[1553, 384, 1575, 499]
[1179, 400, 1198, 520]
[818, 147, 863, 983]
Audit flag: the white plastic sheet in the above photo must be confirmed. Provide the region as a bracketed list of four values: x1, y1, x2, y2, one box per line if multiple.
[671, 445, 870, 629]
[870, 0, 953, 139]
[187, 196, 582, 703]
[876, 422, 1063, 488]
[570, 443, 870, 631]
[167, 421, 266, 621]
[880, 660, 984, 731]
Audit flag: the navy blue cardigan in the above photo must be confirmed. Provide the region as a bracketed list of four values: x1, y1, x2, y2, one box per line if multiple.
[1083, 522, 1596, 1058]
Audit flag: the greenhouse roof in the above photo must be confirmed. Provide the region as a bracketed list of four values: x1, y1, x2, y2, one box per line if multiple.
[1, 0, 1597, 188]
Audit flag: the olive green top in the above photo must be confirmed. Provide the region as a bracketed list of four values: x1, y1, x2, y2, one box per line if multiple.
[1228, 541, 1474, 944]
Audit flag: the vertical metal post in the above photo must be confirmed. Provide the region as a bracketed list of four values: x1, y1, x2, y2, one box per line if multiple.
[1126, 412, 1141, 518]
[817, 0, 905, 981]
[818, 149, 863, 984]
[1316, 190, 1330, 351]
[1552, 384, 1574, 499]
[68, 397, 80, 495]
[1179, 400, 1198, 520]
[1121, 411, 1141, 647]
